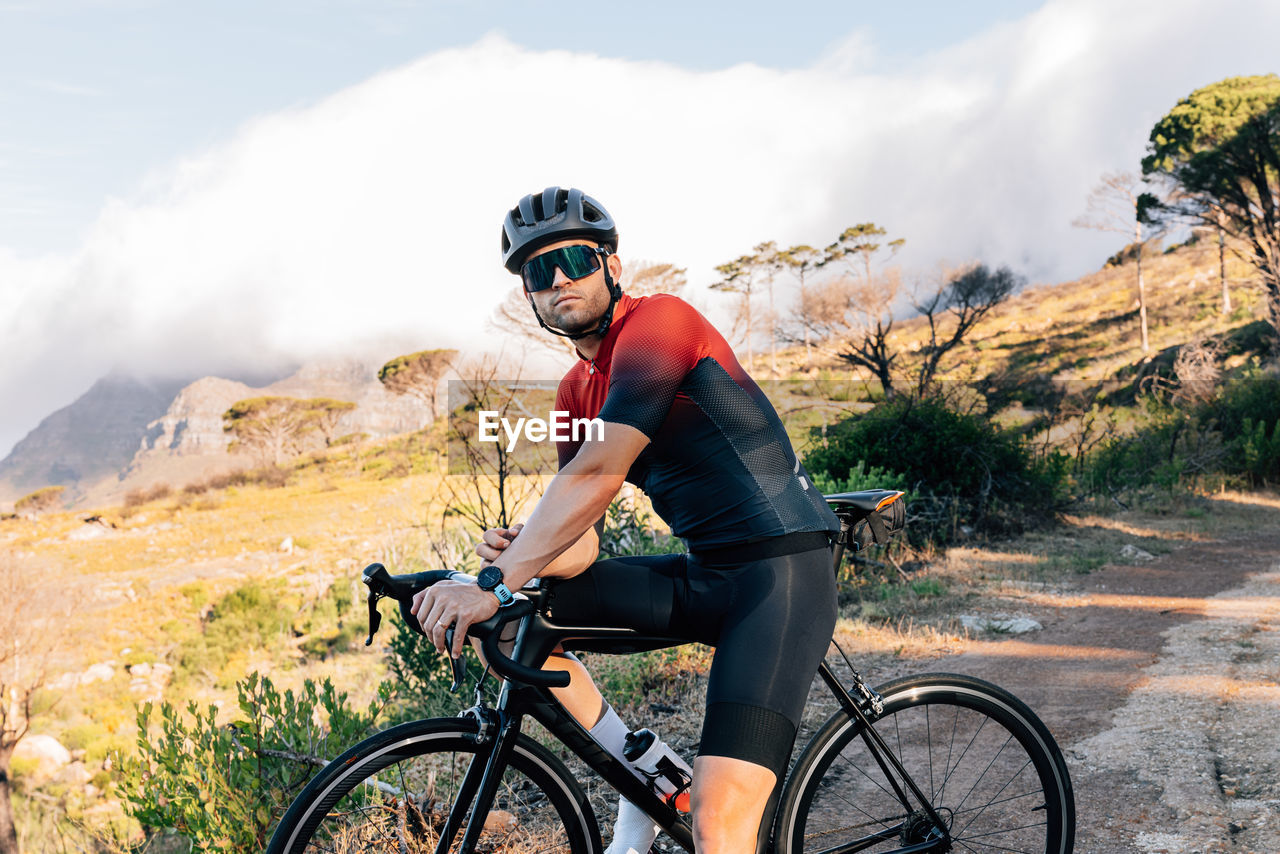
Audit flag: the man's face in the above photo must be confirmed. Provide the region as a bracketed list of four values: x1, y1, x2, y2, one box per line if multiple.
[524, 238, 621, 337]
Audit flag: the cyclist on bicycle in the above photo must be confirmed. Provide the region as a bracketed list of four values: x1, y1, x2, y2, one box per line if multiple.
[414, 187, 839, 854]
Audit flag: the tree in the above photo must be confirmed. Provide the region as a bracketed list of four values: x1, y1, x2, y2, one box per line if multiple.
[830, 269, 904, 398]
[1073, 172, 1156, 353]
[1141, 74, 1280, 337]
[775, 244, 825, 365]
[1, 551, 74, 854]
[823, 223, 905, 288]
[13, 486, 65, 516]
[442, 356, 547, 532]
[711, 254, 762, 369]
[307, 398, 357, 447]
[821, 223, 906, 396]
[622, 259, 687, 298]
[913, 264, 1021, 396]
[378, 348, 458, 420]
[223, 397, 321, 465]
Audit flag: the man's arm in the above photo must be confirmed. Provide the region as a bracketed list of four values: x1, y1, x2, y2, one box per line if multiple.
[477, 519, 602, 579]
[414, 421, 649, 657]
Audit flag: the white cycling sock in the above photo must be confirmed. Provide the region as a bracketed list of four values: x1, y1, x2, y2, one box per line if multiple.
[590, 705, 661, 854]
[605, 798, 662, 854]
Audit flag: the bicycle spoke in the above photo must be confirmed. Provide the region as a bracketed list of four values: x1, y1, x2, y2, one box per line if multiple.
[950, 787, 1046, 818]
[826, 743, 915, 813]
[952, 822, 1050, 853]
[954, 755, 1038, 840]
[953, 732, 1016, 817]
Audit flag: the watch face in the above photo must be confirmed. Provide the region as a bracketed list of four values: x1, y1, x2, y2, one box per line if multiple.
[477, 565, 503, 590]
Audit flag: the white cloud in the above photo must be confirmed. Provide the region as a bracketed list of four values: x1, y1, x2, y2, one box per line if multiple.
[2, 0, 1278, 456]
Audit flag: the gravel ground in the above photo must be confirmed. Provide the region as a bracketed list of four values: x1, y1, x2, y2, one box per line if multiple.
[925, 528, 1280, 854]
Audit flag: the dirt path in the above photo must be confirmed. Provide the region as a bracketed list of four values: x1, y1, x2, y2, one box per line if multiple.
[934, 530, 1280, 853]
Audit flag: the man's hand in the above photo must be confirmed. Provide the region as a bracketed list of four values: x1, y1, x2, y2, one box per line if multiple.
[476, 523, 523, 567]
[411, 577, 499, 659]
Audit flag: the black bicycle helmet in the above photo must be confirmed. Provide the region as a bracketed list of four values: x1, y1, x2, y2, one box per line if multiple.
[501, 187, 619, 274]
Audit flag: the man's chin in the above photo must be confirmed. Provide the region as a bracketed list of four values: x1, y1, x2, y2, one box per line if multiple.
[550, 310, 603, 336]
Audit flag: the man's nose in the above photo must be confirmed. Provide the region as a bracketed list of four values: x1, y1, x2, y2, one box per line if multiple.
[551, 266, 573, 287]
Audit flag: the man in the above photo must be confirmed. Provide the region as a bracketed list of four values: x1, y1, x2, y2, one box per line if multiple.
[414, 187, 839, 853]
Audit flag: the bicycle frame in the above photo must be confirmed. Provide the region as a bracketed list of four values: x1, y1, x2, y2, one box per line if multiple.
[434, 603, 951, 854]
[359, 488, 947, 853]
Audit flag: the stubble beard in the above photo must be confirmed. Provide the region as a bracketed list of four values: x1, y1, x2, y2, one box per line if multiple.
[542, 291, 608, 336]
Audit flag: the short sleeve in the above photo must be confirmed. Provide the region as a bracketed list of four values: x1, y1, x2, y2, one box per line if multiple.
[597, 297, 708, 438]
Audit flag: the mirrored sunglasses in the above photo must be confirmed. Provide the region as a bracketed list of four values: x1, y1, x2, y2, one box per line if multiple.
[521, 245, 606, 293]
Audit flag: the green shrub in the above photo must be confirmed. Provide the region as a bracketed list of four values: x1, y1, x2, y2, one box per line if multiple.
[1210, 371, 1280, 485]
[85, 733, 132, 765]
[1083, 371, 1280, 493]
[805, 395, 1068, 544]
[598, 492, 679, 558]
[62, 721, 108, 751]
[9, 755, 40, 784]
[118, 672, 387, 852]
[292, 579, 363, 661]
[810, 460, 906, 495]
[581, 646, 711, 714]
[175, 581, 291, 682]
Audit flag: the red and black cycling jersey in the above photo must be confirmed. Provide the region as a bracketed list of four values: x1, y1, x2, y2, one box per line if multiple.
[555, 293, 839, 551]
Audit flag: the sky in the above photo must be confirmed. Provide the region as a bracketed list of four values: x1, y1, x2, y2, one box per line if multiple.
[1, 0, 1277, 459]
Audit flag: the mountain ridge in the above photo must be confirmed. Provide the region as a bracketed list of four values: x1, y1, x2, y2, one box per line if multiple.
[0, 358, 433, 508]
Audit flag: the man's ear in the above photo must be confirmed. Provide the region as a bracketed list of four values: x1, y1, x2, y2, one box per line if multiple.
[606, 252, 623, 282]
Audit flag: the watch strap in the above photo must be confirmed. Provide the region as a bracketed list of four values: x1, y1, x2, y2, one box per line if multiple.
[490, 582, 516, 607]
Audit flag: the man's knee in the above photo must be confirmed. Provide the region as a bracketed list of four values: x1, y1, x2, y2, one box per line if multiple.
[690, 755, 776, 852]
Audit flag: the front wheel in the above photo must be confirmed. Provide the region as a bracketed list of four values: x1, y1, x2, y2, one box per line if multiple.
[776, 673, 1075, 854]
[267, 716, 600, 853]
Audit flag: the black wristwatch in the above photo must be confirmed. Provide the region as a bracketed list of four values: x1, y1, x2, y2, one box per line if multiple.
[477, 565, 516, 607]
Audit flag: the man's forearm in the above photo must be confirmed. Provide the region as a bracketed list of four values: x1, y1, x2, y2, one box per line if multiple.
[493, 467, 622, 589]
[537, 524, 601, 579]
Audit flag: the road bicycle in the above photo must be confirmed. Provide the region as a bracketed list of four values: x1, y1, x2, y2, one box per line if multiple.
[267, 489, 1075, 853]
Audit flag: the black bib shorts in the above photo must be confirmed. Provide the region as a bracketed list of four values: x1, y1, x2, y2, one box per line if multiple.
[544, 544, 838, 777]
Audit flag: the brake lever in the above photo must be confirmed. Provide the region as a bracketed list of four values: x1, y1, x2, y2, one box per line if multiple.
[364, 590, 383, 646]
[444, 625, 466, 693]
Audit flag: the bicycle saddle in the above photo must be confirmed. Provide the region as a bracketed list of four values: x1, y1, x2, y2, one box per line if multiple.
[824, 489, 905, 514]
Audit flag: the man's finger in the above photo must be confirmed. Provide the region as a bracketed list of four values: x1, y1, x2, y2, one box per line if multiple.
[430, 614, 452, 653]
[412, 593, 431, 629]
[451, 618, 470, 658]
[482, 528, 512, 549]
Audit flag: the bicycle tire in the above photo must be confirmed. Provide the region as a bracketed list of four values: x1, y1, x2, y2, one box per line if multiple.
[776, 673, 1075, 854]
[267, 716, 601, 854]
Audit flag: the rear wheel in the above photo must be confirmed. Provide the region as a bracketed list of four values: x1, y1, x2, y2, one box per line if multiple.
[267, 717, 599, 853]
[777, 673, 1074, 854]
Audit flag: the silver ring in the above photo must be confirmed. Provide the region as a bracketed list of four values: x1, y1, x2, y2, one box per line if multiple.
[436, 620, 448, 627]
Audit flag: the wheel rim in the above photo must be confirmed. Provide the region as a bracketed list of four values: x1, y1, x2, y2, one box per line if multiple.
[286, 732, 588, 853]
[792, 686, 1065, 854]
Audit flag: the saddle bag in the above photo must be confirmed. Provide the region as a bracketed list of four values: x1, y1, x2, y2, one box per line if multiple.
[824, 489, 907, 552]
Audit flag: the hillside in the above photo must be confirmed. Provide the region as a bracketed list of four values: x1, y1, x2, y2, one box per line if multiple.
[763, 237, 1271, 390]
